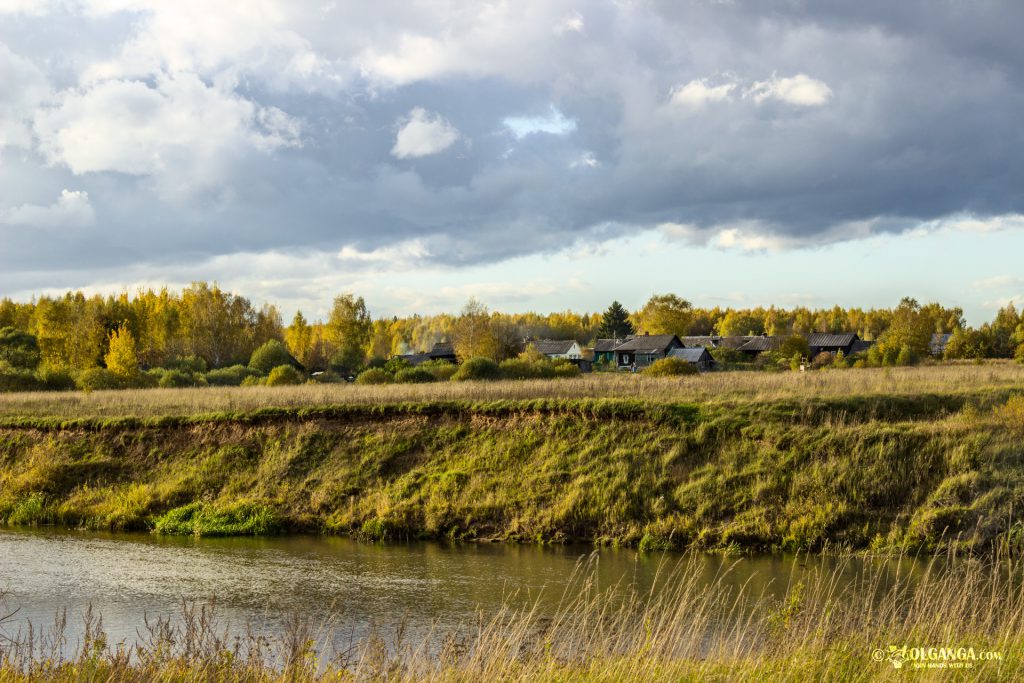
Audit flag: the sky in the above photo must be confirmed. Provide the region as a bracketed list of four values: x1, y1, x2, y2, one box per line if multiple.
[1, 0, 1022, 325]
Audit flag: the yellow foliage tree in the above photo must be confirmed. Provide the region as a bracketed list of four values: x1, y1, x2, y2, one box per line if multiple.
[105, 326, 139, 378]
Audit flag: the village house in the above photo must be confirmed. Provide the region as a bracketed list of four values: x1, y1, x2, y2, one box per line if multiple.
[613, 333, 684, 369]
[807, 332, 863, 357]
[398, 340, 457, 366]
[590, 338, 623, 365]
[524, 339, 583, 360]
[668, 346, 714, 371]
[735, 335, 781, 359]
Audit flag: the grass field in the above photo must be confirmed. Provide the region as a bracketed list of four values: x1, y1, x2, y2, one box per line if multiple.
[1, 364, 1023, 553]
[1, 362, 1023, 419]
[1, 550, 1019, 681]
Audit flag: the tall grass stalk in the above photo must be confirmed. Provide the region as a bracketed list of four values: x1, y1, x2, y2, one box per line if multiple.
[1, 550, 1020, 681]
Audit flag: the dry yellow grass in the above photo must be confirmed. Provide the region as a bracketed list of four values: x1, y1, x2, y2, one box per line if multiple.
[1, 362, 1022, 419]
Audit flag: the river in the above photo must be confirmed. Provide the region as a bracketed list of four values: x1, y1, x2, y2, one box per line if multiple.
[0, 528, 930, 659]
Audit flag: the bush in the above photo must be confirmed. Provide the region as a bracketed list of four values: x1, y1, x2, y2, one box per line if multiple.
[75, 367, 123, 391]
[0, 327, 41, 369]
[896, 345, 914, 366]
[810, 351, 834, 369]
[394, 367, 436, 383]
[355, 367, 392, 385]
[36, 366, 75, 391]
[710, 347, 745, 366]
[384, 357, 412, 374]
[240, 375, 265, 387]
[249, 340, 293, 374]
[451, 357, 502, 381]
[205, 364, 260, 386]
[419, 359, 457, 381]
[643, 357, 698, 376]
[158, 369, 201, 388]
[1015, 343, 1024, 365]
[551, 359, 582, 378]
[266, 365, 303, 386]
[779, 334, 809, 360]
[0, 361, 43, 392]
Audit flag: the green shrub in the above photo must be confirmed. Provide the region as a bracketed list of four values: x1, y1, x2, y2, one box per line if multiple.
[499, 357, 553, 380]
[451, 357, 502, 381]
[240, 375, 265, 387]
[0, 361, 43, 392]
[35, 366, 75, 391]
[75, 367, 123, 391]
[643, 357, 698, 376]
[7, 493, 49, 526]
[394, 367, 436, 383]
[266, 365, 303, 386]
[158, 369, 202, 388]
[205, 364, 260, 386]
[419, 359, 457, 381]
[249, 340, 293, 374]
[1015, 343, 1024, 365]
[384, 357, 413, 374]
[0, 327, 41, 369]
[551, 359, 581, 378]
[810, 352, 833, 369]
[355, 367, 392, 385]
[165, 355, 208, 373]
[779, 334, 809, 360]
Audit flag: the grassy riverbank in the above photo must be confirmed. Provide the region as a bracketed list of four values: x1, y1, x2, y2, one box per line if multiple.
[1, 552, 1020, 681]
[1, 365, 1024, 553]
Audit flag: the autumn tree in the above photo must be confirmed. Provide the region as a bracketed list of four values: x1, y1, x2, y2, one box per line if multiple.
[326, 293, 372, 372]
[451, 298, 499, 361]
[104, 326, 139, 378]
[285, 311, 313, 366]
[631, 294, 692, 336]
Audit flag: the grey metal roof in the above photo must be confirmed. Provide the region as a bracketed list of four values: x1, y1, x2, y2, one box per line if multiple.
[736, 336, 779, 352]
[807, 333, 858, 348]
[669, 347, 712, 363]
[592, 338, 623, 352]
[614, 334, 681, 353]
[399, 352, 432, 366]
[528, 339, 578, 355]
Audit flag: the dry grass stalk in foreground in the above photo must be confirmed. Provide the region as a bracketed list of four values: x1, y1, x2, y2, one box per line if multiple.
[1, 363, 1023, 420]
[0, 551, 1020, 681]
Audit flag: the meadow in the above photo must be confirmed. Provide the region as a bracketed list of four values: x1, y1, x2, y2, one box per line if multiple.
[0, 550, 1019, 681]
[2, 362, 1023, 419]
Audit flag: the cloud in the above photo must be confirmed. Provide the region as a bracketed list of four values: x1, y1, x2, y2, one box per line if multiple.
[746, 73, 833, 106]
[504, 107, 576, 138]
[391, 107, 460, 159]
[34, 73, 300, 190]
[2, 189, 96, 229]
[0, 43, 51, 149]
[554, 11, 584, 34]
[669, 79, 736, 108]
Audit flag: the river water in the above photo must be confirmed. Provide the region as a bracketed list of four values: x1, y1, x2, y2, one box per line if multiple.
[0, 528, 928, 658]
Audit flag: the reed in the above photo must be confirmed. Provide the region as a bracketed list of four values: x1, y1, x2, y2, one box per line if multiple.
[0, 550, 1019, 681]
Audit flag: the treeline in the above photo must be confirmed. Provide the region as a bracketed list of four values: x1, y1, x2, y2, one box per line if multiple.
[0, 284, 1022, 392]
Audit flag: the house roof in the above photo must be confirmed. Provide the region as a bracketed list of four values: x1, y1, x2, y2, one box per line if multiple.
[736, 336, 779, 353]
[614, 334, 681, 353]
[398, 352, 432, 366]
[428, 341, 455, 358]
[669, 347, 712, 363]
[528, 339, 578, 355]
[807, 332, 858, 348]
[680, 335, 755, 349]
[592, 338, 623, 352]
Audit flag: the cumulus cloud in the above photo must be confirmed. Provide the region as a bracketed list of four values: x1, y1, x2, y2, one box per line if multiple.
[746, 73, 833, 106]
[34, 73, 300, 190]
[669, 79, 736, 108]
[391, 107, 460, 159]
[1, 189, 96, 229]
[2, 0, 1024, 305]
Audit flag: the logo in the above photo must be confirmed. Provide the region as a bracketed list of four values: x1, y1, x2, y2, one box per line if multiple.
[872, 645, 1003, 670]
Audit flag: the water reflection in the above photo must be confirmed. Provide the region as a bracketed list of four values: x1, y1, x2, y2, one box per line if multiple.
[0, 528, 934, 652]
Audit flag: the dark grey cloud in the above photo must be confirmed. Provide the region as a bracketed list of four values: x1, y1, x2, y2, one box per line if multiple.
[1, 0, 1022, 293]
